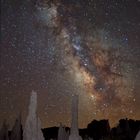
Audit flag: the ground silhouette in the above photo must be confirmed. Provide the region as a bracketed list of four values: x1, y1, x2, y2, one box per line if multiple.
[0, 118, 140, 140]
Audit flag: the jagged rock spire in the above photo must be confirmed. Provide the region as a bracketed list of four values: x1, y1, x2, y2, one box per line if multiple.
[69, 94, 82, 140]
[58, 123, 68, 140]
[23, 90, 44, 140]
[0, 120, 9, 140]
[58, 123, 64, 140]
[11, 114, 22, 140]
[135, 131, 140, 140]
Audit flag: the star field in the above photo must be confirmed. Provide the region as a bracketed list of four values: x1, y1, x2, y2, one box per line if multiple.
[0, 0, 140, 128]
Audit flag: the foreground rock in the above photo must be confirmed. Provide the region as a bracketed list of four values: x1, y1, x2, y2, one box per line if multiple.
[23, 91, 44, 140]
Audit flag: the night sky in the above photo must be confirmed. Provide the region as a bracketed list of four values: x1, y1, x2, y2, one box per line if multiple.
[1, 0, 140, 129]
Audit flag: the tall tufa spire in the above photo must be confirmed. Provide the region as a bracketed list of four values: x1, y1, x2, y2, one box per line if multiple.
[23, 90, 44, 140]
[69, 94, 82, 140]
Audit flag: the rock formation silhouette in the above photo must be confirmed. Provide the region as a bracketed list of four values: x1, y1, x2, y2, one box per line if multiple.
[23, 90, 44, 140]
[135, 130, 140, 140]
[10, 114, 22, 140]
[87, 119, 110, 140]
[69, 94, 82, 140]
[0, 120, 9, 140]
[58, 123, 69, 140]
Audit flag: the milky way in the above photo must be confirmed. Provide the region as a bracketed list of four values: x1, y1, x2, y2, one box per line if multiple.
[0, 0, 140, 128]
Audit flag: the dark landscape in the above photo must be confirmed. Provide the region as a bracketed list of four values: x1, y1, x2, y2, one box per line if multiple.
[1, 118, 140, 140]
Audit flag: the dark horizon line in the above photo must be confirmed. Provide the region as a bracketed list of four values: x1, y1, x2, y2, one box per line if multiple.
[41, 118, 140, 129]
